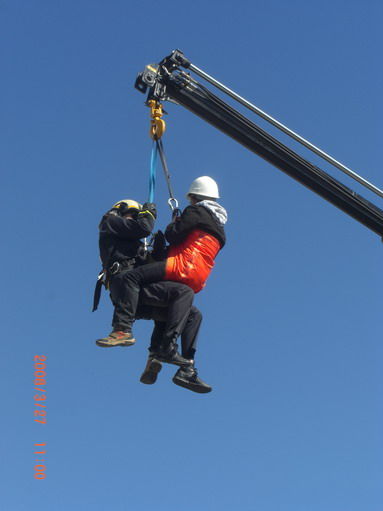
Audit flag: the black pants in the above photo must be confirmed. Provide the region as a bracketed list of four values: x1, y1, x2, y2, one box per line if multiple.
[147, 307, 202, 360]
[109, 261, 166, 332]
[135, 281, 201, 358]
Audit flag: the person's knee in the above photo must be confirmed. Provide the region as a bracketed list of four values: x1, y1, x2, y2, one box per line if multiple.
[121, 270, 141, 291]
[170, 283, 194, 301]
[184, 287, 195, 302]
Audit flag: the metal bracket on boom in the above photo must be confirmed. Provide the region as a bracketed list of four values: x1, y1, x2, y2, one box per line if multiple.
[159, 49, 191, 72]
[135, 64, 167, 100]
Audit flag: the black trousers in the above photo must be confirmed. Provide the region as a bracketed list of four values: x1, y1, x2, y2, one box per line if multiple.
[109, 261, 166, 332]
[147, 307, 202, 360]
[135, 281, 201, 358]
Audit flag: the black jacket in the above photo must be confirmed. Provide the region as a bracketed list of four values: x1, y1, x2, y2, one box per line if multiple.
[165, 203, 226, 248]
[99, 211, 154, 268]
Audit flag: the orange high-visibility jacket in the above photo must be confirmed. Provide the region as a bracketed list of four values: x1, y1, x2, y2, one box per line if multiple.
[165, 229, 221, 293]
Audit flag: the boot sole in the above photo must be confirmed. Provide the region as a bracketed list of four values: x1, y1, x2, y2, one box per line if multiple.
[172, 376, 212, 394]
[95, 339, 136, 348]
[140, 359, 162, 384]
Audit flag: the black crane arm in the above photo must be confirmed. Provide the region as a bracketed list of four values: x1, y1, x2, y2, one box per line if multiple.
[135, 51, 383, 238]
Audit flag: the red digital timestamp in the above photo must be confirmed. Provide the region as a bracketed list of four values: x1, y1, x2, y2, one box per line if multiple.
[34, 442, 47, 480]
[34, 355, 47, 424]
[34, 355, 47, 480]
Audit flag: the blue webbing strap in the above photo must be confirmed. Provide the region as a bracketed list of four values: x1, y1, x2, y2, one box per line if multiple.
[148, 140, 158, 202]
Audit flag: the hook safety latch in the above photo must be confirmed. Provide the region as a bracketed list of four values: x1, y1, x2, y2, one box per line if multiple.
[149, 99, 166, 140]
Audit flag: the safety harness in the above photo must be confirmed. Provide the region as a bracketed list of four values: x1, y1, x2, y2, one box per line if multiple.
[92, 257, 137, 312]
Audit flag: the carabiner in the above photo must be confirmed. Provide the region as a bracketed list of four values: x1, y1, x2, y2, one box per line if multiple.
[168, 197, 179, 211]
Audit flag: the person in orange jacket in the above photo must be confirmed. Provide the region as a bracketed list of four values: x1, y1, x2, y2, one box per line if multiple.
[164, 176, 227, 293]
[97, 176, 227, 382]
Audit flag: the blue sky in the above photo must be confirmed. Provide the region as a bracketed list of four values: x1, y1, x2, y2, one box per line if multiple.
[2, 1, 382, 510]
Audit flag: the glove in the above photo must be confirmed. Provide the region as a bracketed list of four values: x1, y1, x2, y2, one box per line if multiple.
[151, 230, 167, 261]
[140, 202, 157, 219]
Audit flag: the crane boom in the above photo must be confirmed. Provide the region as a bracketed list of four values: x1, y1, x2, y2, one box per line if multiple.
[135, 50, 383, 238]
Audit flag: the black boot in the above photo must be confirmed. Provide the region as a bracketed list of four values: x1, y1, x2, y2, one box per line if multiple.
[140, 354, 162, 385]
[173, 364, 212, 394]
[156, 343, 190, 367]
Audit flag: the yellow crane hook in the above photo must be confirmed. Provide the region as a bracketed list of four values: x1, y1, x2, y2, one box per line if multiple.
[148, 99, 166, 140]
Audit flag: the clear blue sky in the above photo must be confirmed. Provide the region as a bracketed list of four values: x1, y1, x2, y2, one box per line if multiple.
[2, 1, 382, 510]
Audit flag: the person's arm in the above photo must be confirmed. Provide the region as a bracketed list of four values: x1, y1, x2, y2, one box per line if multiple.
[102, 203, 156, 239]
[165, 206, 201, 244]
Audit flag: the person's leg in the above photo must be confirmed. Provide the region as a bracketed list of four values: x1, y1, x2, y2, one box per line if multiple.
[137, 298, 202, 360]
[116, 261, 166, 332]
[110, 273, 133, 331]
[140, 321, 165, 385]
[138, 291, 212, 392]
[139, 281, 194, 353]
[161, 285, 195, 350]
[96, 262, 166, 347]
[172, 306, 212, 394]
[149, 321, 166, 353]
[180, 306, 202, 360]
[96, 273, 137, 347]
[139, 282, 194, 382]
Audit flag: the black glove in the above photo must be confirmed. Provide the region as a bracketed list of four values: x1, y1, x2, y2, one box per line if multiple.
[151, 230, 167, 261]
[140, 202, 157, 219]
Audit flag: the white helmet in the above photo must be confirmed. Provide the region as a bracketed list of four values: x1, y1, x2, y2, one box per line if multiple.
[187, 176, 220, 199]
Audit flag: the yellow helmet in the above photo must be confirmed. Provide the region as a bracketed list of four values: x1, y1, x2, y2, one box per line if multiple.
[112, 199, 142, 213]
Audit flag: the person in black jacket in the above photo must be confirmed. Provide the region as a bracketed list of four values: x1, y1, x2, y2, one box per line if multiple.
[96, 199, 156, 347]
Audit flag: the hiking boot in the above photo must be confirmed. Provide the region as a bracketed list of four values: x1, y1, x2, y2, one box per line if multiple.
[96, 330, 136, 347]
[139, 355, 162, 385]
[172, 365, 212, 394]
[156, 344, 190, 367]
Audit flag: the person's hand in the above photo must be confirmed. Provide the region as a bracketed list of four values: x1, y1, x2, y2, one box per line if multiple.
[140, 202, 157, 219]
[152, 230, 167, 260]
